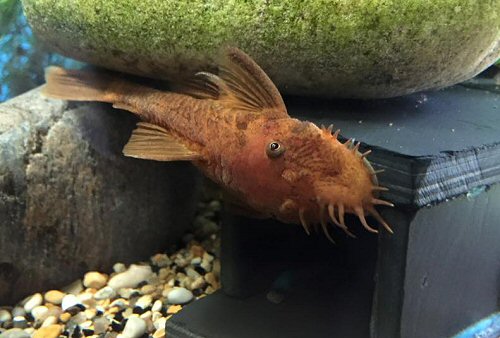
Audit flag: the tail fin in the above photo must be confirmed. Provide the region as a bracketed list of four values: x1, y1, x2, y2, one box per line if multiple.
[42, 66, 116, 102]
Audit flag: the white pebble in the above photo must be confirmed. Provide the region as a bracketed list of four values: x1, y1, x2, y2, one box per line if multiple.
[84, 309, 97, 320]
[158, 267, 173, 280]
[83, 271, 108, 289]
[71, 312, 87, 325]
[181, 277, 193, 289]
[0, 328, 30, 338]
[174, 256, 188, 268]
[167, 288, 193, 305]
[122, 316, 147, 338]
[30, 305, 49, 321]
[203, 252, 214, 263]
[45, 306, 62, 318]
[93, 317, 110, 334]
[23, 293, 43, 313]
[11, 307, 25, 317]
[108, 265, 152, 290]
[139, 311, 152, 320]
[80, 320, 93, 329]
[152, 311, 162, 323]
[41, 315, 58, 328]
[153, 317, 167, 330]
[200, 260, 212, 272]
[0, 309, 12, 323]
[110, 298, 128, 309]
[191, 276, 206, 290]
[122, 308, 134, 319]
[113, 262, 127, 273]
[77, 292, 94, 305]
[118, 288, 138, 299]
[135, 295, 153, 309]
[186, 268, 201, 279]
[62, 279, 84, 295]
[151, 300, 162, 313]
[95, 305, 106, 314]
[23, 328, 35, 335]
[61, 294, 80, 311]
[94, 286, 116, 300]
[190, 257, 201, 265]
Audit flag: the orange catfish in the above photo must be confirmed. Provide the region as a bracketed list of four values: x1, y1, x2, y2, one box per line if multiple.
[42, 47, 393, 242]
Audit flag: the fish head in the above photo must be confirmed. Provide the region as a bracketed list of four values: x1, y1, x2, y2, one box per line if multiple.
[232, 118, 393, 238]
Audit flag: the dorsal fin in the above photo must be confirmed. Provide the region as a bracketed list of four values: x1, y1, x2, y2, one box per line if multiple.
[179, 47, 289, 119]
[123, 122, 201, 161]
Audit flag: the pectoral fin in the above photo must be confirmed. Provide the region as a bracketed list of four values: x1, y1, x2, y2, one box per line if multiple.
[123, 122, 201, 161]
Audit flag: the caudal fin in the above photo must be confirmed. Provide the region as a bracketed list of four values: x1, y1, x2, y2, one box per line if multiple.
[42, 66, 115, 102]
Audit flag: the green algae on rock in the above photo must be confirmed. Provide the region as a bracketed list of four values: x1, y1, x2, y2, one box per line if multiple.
[22, 0, 500, 98]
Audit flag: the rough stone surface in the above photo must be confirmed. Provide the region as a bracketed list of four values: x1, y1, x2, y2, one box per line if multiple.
[0, 88, 200, 304]
[22, 0, 500, 98]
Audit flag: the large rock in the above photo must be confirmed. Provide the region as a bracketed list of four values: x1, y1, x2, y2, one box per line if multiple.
[22, 0, 500, 99]
[0, 88, 200, 304]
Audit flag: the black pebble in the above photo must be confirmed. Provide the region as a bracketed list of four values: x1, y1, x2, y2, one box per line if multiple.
[133, 306, 145, 315]
[110, 319, 123, 332]
[114, 311, 124, 322]
[175, 266, 186, 275]
[137, 280, 148, 288]
[24, 313, 34, 322]
[82, 328, 94, 336]
[128, 291, 141, 299]
[174, 280, 180, 287]
[150, 264, 160, 274]
[192, 288, 204, 297]
[1, 320, 13, 329]
[194, 266, 206, 275]
[12, 317, 27, 329]
[66, 305, 84, 316]
[71, 326, 82, 338]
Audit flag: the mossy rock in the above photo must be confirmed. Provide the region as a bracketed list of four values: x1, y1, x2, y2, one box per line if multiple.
[23, 0, 500, 98]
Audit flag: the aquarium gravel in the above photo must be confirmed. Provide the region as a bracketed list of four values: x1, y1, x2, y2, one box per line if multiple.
[0, 199, 221, 338]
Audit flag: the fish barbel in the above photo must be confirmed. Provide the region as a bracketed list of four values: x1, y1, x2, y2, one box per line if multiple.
[42, 47, 393, 242]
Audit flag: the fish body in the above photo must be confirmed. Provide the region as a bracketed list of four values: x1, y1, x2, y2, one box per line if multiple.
[43, 47, 393, 240]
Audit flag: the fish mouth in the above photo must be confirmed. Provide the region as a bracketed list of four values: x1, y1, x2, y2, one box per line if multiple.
[297, 198, 394, 244]
[294, 125, 394, 243]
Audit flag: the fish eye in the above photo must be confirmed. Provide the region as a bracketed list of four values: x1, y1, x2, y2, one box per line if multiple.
[266, 141, 285, 158]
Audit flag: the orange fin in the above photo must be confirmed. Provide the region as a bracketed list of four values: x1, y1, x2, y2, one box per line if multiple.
[42, 66, 113, 102]
[180, 47, 289, 119]
[123, 122, 201, 161]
